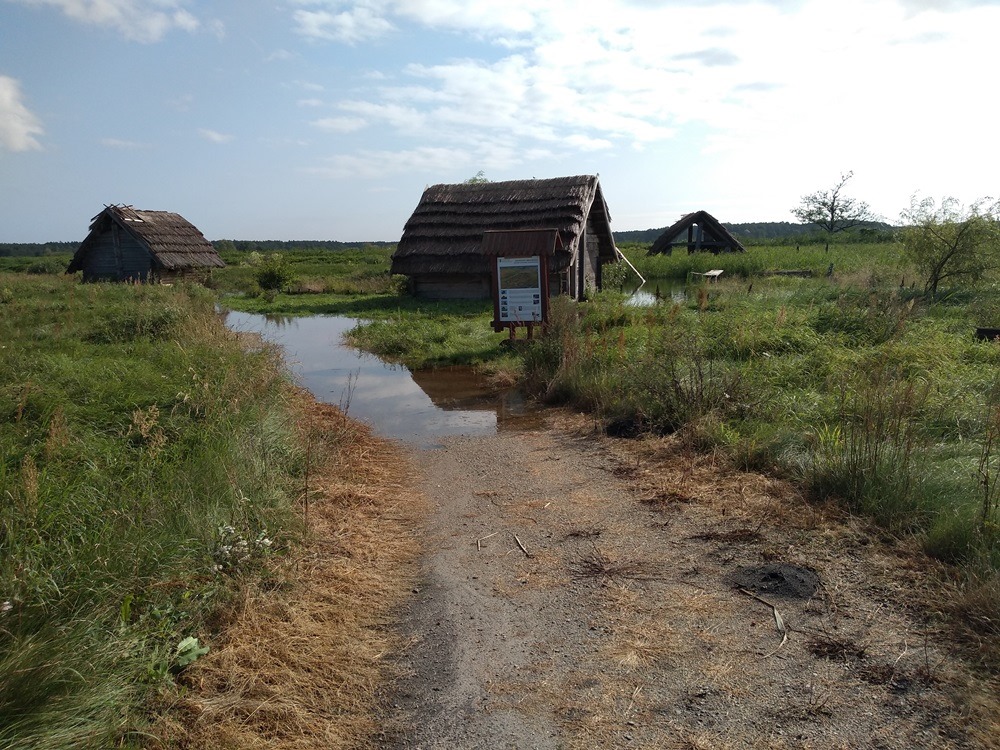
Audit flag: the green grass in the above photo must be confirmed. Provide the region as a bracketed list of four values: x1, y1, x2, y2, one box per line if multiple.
[621, 240, 910, 282]
[1, 274, 304, 747]
[0, 253, 72, 275]
[521, 266, 1000, 584]
[212, 246, 399, 299]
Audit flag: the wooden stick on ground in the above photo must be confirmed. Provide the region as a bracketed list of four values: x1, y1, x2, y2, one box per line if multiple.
[512, 533, 532, 558]
[477, 531, 499, 551]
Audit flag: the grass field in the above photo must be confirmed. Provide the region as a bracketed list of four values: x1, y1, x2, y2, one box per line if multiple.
[5, 238, 995, 746]
[0, 273, 306, 746]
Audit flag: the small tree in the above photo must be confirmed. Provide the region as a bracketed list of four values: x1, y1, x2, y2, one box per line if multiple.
[900, 195, 1000, 296]
[253, 253, 296, 293]
[792, 171, 878, 245]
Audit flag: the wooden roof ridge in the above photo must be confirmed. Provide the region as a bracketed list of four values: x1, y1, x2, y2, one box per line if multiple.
[650, 209, 746, 254]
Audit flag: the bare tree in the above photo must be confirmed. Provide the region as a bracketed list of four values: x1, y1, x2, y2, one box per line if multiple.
[792, 171, 878, 245]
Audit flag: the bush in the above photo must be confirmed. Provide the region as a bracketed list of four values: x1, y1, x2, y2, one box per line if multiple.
[253, 254, 296, 292]
[24, 259, 64, 275]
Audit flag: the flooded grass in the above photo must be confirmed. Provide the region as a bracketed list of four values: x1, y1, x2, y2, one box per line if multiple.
[224, 311, 508, 443]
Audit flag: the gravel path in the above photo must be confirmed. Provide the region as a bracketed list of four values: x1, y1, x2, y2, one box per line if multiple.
[377, 415, 999, 749]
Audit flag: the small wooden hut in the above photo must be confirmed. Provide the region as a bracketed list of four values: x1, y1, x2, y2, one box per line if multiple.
[67, 205, 224, 282]
[390, 175, 619, 300]
[649, 210, 746, 255]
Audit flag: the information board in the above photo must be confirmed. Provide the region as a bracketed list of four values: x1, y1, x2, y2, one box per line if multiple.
[496, 256, 543, 323]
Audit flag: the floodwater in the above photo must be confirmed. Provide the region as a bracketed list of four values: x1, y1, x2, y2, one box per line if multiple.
[223, 311, 525, 445]
[625, 280, 688, 306]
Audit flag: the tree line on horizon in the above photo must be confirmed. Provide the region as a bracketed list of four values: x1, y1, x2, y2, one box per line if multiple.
[0, 223, 892, 258]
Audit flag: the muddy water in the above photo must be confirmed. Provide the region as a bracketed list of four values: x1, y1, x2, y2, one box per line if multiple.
[224, 311, 527, 445]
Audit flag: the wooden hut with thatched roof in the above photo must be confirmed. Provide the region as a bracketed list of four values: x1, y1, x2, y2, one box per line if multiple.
[391, 175, 619, 300]
[649, 210, 746, 255]
[67, 205, 224, 283]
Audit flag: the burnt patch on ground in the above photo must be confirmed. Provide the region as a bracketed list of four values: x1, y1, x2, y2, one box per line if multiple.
[727, 562, 821, 599]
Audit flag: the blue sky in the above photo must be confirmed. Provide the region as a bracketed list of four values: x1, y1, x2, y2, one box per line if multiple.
[2, 0, 998, 242]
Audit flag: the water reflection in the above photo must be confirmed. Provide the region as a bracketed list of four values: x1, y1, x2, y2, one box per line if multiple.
[625, 281, 688, 306]
[223, 310, 509, 444]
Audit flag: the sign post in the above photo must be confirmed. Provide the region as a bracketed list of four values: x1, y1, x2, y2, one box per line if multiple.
[496, 255, 545, 335]
[483, 229, 559, 338]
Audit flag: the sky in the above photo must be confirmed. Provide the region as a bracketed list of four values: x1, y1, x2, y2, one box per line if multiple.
[1, 0, 998, 243]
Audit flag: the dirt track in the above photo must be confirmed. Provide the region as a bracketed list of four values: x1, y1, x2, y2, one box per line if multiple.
[377, 413, 999, 749]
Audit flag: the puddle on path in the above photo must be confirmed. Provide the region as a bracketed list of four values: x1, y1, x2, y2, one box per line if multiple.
[224, 311, 533, 445]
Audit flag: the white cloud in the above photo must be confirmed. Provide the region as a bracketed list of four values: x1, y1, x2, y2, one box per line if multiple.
[311, 116, 366, 132]
[101, 137, 149, 149]
[0, 75, 43, 152]
[564, 134, 614, 151]
[304, 146, 472, 178]
[897, 0, 1000, 10]
[297, 98, 324, 107]
[289, 0, 1000, 215]
[12, 0, 206, 42]
[198, 128, 233, 144]
[293, 5, 394, 43]
[267, 49, 296, 61]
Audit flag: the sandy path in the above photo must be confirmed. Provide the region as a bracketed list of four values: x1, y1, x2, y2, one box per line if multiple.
[377, 415, 998, 749]
[379, 426, 631, 748]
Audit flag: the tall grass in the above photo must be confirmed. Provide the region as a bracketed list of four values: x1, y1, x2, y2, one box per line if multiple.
[806, 361, 929, 528]
[0, 274, 303, 747]
[515, 259, 1000, 634]
[345, 300, 505, 368]
[626, 241, 910, 282]
[522, 297, 743, 436]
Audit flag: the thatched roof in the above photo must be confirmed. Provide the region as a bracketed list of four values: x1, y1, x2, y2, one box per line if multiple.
[480, 229, 563, 258]
[68, 205, 225, 272]
[649, 210, 746, 255]
[391, 175, 616, 275]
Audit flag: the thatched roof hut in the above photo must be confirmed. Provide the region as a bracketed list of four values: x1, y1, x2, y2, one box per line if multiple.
[68, 205, 224, 282]
[649, 210, 746, 255]
[391, 175, 619, 300]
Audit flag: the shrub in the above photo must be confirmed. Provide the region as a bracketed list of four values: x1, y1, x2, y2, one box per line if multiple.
[253, 254, 296, 292]
[24, 259, 64, 275]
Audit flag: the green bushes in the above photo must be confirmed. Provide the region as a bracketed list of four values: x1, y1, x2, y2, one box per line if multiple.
[522, 297, 742, 435]
[0, 274, 302, 746]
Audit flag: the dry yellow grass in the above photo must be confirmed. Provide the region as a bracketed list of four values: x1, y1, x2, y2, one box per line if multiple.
[152, 398, 422, 749]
